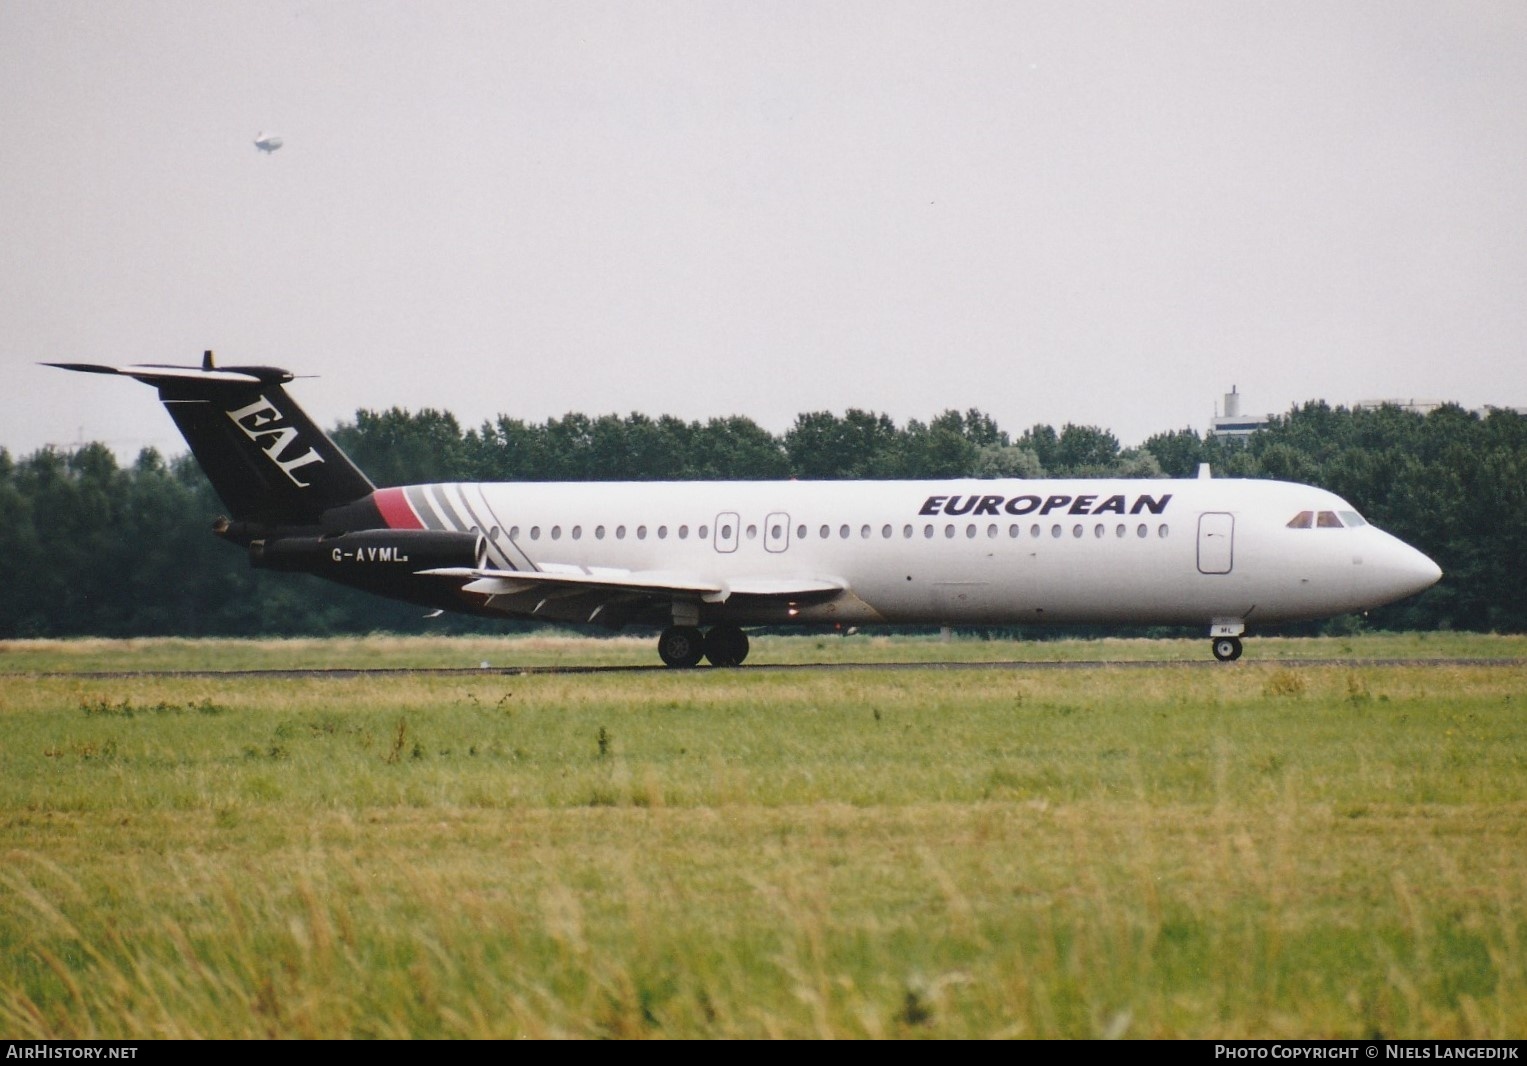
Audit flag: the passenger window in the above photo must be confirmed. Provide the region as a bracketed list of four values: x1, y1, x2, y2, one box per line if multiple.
[595, 525, 605, 540]
[903, 524, 913, 538]
[860, 525, 871, 539]
[720, 524, 732, 539]
[1009, 524, 1020, 538]
[616, 525, 626, 539]
[1094, 524, 1104, 538]
[550, 526, 561, 540]
[490, 526, 501, 540]
[1158, 524, 1169, 538]
[882, 524, 892, 538]
[746, 525, 757, 539]
[945, 525, 956, 538]
[1317, 511, 1342, 528]
[698, 525, 708, 539]
[1116, 524, 1125, 538]
[820, 525, 830, 539]
[509, 526, 520, 539]
[987, 524, 998, 539]
[923, 524, 934, 539]
[571, 526, 581, 540]
[1051, 525, 1062, 538]
[1072, 524, 1083, 538]
[1030, 524, 1040, 538]
[797, 525, 806, 539]
[657, 525, 668, 539]
[679, 525, 689, 539]
[840, 524, 850, 539]
[966, 524, 976, 539]
[1136, 524, 1147, 538]
[637, 525, 648, 540]
[771, 523, 782, 540]
[1287, 511, 1314, 529]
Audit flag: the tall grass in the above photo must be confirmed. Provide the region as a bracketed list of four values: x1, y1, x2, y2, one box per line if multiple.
[0, 640, 1523, 1037]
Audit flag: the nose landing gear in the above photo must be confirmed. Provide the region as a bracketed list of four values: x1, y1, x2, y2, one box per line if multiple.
[1210, 620, 1245, 662]
[1211, 635, 1243, 662]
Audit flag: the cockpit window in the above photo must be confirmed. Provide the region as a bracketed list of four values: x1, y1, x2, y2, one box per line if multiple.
[1290, 509, 1361, 529]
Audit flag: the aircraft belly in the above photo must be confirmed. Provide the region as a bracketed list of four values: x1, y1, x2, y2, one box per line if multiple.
[1019, 547, 1256, 626]
[785, 589, 886, 625]
[930, 582, 1013, 624]
[844, 549, 1032, 624]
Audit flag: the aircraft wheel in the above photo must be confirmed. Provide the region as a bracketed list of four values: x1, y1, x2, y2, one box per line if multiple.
[703, 625, 749, 667]
[658, 625, 705, 669]
[1212, 636, 1243, 662]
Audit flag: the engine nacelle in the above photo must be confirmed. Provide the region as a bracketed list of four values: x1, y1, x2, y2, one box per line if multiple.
[250, 529, 486, 573]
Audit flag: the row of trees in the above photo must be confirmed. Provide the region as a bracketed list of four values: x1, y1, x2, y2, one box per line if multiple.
[2, 401, 1521, 637]
[330, 406, 1163, 486]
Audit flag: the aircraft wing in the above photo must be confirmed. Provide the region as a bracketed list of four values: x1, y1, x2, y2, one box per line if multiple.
[419, 565, 844, 626]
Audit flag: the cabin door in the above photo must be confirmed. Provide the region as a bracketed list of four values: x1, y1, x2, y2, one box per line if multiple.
[1197, 512, 1234, 574]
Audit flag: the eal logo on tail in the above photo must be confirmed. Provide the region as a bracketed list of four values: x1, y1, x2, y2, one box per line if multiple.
[226, 396, 325, 487]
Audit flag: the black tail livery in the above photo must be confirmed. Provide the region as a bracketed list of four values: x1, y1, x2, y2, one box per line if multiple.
[46, 353, 486, 607]
[48, 351, 374, 525]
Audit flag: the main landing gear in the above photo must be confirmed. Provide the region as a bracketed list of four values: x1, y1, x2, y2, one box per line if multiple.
[657, 625, 750, 668]
[1211, 636, 1244, 662]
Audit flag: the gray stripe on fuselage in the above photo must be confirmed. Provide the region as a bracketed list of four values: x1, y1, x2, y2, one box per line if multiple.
[429, 483, 470, 534]
[449, 484, 519, 571]
[405, 486, 445, 530]
[465, 485, 538, 572]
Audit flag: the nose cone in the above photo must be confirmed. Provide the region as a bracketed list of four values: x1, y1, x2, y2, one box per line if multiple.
[1368, 535, 1442, 604]
[1412, 549, 1444, 594]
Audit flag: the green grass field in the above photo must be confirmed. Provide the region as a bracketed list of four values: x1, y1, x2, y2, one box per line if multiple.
[1, 633, 1523, 1038]
[3, 628, 1521, 672]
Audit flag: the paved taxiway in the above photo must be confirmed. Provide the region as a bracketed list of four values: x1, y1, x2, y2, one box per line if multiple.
[21, 658, 1520, 681]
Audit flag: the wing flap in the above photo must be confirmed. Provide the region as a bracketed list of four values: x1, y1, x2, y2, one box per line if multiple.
[426, 567, 727, 599]
[421, 566, 845, 603]
[726, 576, 844, 598]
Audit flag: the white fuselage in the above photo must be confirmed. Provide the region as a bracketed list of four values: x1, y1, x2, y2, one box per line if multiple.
[391, 476, 1441, 630]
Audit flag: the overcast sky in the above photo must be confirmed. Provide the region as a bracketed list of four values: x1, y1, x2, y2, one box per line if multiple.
[4, 1, 1525, 462]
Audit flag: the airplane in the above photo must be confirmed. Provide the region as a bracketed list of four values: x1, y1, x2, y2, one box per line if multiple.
[253, 132, 283, 154]
[45, 354, 1442, 667]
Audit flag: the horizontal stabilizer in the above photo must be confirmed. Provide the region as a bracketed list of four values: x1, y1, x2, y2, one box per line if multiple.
[43, 362, 290, 389]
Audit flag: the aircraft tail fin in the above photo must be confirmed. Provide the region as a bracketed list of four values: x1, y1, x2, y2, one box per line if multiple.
[46, 352, 375, 526]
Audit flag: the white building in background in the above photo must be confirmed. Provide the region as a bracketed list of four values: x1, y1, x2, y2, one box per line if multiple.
[1355, 398, 1527, 417]
[1209, 388, 1526, 439]
[1354, 398, 1446, 415]
[1208, 386, 1273, 439]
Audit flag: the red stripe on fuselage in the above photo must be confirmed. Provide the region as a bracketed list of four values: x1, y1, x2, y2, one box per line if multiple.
[374, 487, 425, 530]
